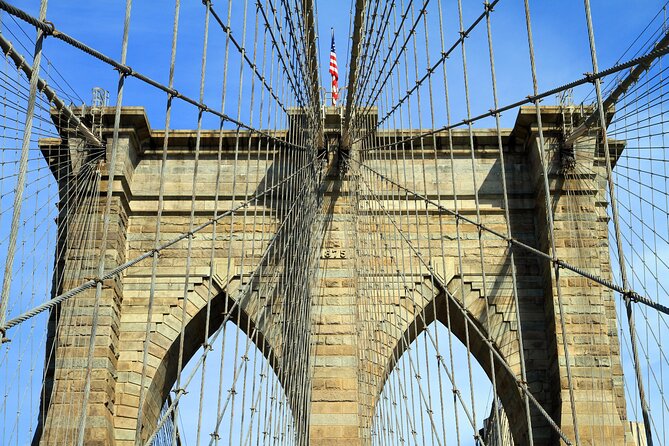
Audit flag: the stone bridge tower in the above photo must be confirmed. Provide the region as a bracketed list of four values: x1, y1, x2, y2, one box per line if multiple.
[35, 105, 635, 445]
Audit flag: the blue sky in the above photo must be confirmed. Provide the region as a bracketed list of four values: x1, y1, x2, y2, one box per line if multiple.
[8, 0, 669, 130]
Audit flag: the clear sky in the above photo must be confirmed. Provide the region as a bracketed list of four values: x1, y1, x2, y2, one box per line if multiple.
[9, 0, 669, 130]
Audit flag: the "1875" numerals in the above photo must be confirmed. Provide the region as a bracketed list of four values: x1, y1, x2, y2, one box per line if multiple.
[321, 249, 346, 259]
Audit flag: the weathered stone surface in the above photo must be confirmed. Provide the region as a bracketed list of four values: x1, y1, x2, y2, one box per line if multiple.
[35, 106, 634, 445]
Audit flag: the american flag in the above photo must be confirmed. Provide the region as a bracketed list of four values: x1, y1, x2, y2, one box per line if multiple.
[329, 31, 339, 105]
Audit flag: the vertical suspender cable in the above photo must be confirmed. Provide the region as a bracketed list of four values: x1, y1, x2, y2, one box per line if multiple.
[134, 0, 181, 439]
[522, 1, 581, 443]
[0, 0, 48, 343]
[76, 1, 132, 445]
[483, 2, 534, 443]
[581, 1, 654, 444]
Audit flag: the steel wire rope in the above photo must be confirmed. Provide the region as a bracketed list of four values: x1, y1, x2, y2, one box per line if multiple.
[251, 4, 280, 442]
[405, 5, 441, 444]
[355, 0, 502, 145]
[354, 163, 574, 444]
[421, 1, 453, 441]
[355, 41, 669, 153]
[75, 0, 132, 442]
[352, 155, 669, 315]
[132, 0, 184, 434]
[347, 0, 399, 131]
[204, 2, 291, 115]
[193, 1, 227, 442]
[31, 126, 103, 444]
[0, 156, 320, 338]
[455, 0, 507, 440]
[379, 26, 428, 445]
[143, 156, 324, 445]
[353, 143, 484, 442]
[584, 0, 669, 105]
[0, 144, 100, 435]
[53, 157, 102, 446]
[0, 40, 76, 442]
[361, 49, 415, 444]
[0, 1, 312, 152]
[196, 170, 319, 446]
[409, 3, 451, 441]
[606, 225, 666, 441]
[416, 10, 451, 440]
[2, 14, 83, 105]
[261, 0, 312, 110]
[391, 7, 425, 441]
[481, 2, 534, 441]
[3, 13, 83, 104]
[254, 13, 287, 442]
[234, 5, 268, 443]
[435, 1, 466, 441]
[349, 0, 423, 133]
[375, 36, 419, 446]
[559, 132, 610, 442]
[277, 0, 313, 107]
[223, 0, 253, 441]
[350, 153, 576, 444]
[0, 0, 47, 345]
[386, 1, 421, 444]
[0, 32, 101, 147]
[210, 1, 236, 441]
[0, 70, 79, 128]
[0, 155, 103, 329]
[25, 116, 102, 442]
[582, 1, 655, 442]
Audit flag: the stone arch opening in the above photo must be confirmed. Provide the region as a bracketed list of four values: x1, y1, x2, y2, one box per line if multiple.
[133, 288, 285, 444]
[376, 277, 532, 445]
[372, 315, 495, 445]
[158, 316, 297, 445]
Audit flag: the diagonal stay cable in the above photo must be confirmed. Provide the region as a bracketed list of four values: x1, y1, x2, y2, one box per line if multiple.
[357, 38, 669, 151]
[0, 0, 311, 151]
[356, 0, 501, 138]
[256, 0, 310, 110]
[350, 0, 422, 132]
[353, 159, 573, 446]
[206, 1, 291, 114]
[354, 172, 482, 439]
[0, 155, 322, 339]
[145, 156, 323, 446]
[348, 0, 397, 119]
[4, 12, 84, 104]
[0, 32, 101, 147]
[350, 156, 669, 317]
[278, 0, 311, 98]
[0, 0, 48, 345]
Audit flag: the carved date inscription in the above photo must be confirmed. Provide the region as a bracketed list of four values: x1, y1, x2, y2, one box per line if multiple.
[321, 248, 346, 259]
